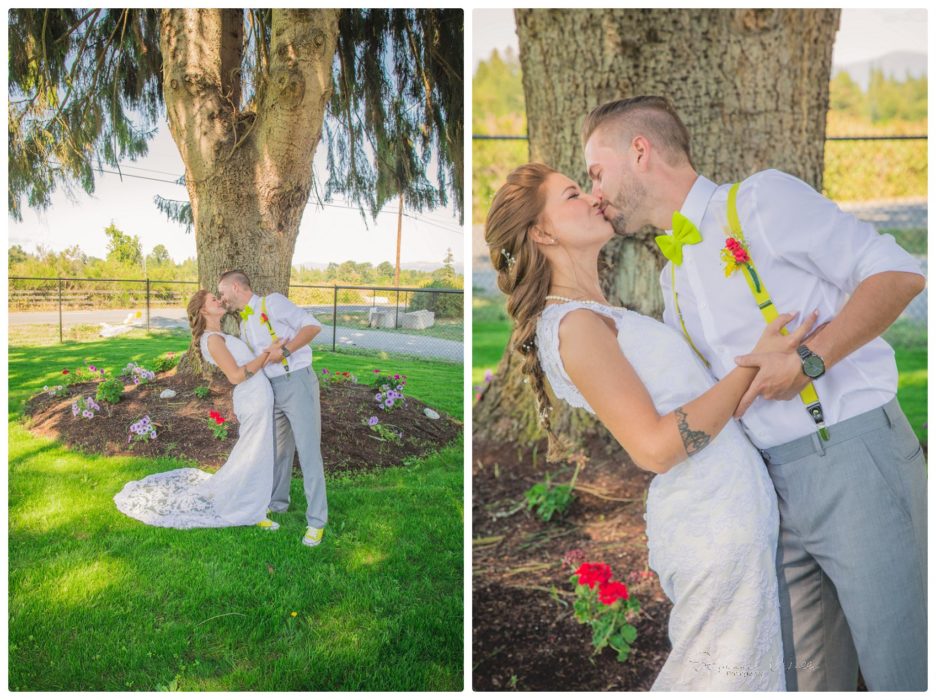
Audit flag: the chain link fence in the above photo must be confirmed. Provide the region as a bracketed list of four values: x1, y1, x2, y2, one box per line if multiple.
[8, 277, 464, 363]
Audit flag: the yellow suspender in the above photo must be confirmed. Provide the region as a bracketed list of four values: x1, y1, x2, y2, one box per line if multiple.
[261, 296, 291, 371]
[726, 183, 829, 440]
[671, 264, 711, 369]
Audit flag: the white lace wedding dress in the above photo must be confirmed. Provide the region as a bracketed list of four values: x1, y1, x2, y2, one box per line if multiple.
[536, 301, 785, 691]
[113, 331, 275, 528]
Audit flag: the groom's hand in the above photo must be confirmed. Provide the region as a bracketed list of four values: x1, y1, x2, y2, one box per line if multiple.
[263, 338, 287, 364]
[732, 350, 812, 417]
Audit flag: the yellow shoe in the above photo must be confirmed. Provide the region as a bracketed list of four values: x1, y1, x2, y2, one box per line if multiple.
[302, 526, 324, 547]
[257, 519, 280, 531]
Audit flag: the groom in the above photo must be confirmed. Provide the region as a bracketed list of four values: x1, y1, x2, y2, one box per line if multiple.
[582, 96, 926, 691]
[217, 270, 328, 547]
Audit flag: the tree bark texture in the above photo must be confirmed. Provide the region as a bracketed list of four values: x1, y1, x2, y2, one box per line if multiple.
[475, 8, 840, 448]
[160, 9, 339, 297]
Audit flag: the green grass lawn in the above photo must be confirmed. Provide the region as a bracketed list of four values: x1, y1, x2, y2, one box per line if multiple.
[8, 332, 463, 691]
[473, 293, 927, 443]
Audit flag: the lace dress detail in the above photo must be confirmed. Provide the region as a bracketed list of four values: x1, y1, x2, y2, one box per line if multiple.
[536, 302, 785, 691]
[113, 331, 275, 528]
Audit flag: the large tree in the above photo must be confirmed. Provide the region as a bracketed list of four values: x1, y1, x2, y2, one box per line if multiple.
[475, 8, 841, 449]
[8, 9, 463, 296]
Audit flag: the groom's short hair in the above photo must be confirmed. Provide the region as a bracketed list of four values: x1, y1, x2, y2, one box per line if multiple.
[218, 269, 252, 291]
[582, 96, 693, 168]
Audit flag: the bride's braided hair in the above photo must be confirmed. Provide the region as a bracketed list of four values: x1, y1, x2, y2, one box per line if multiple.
[187, 289, 210, 349]
[485, 163, 571, 461]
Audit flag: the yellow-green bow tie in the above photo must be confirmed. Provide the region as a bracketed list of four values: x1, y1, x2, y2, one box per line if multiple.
[240, 304, 254, 322]
[655, 211, 702, 266]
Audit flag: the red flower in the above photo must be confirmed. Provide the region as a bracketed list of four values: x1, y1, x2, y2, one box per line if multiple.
[598, 580, 630, 605]
[373, 369, 381, 374]
[209, 410, 226, 425]
[725, 237, 750, 264]
[62, 369, 70, 375]
[260, 313, 269, 324]
[575, 562, 613, 589]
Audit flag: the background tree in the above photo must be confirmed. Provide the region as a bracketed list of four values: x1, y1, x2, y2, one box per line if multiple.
[475, 8, 841, 448]
[9, 9, 463, 298]
[104, 223, 143, 267]
[148, 244, 172, 267]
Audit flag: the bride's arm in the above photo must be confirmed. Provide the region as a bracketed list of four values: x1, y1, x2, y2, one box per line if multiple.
[558, 309, 815, 474]
[206, 335, 270, 385]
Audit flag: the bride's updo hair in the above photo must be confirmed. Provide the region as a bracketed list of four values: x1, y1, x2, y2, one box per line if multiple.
[187, 289, 210, 348]
[485, 162, 570, 461]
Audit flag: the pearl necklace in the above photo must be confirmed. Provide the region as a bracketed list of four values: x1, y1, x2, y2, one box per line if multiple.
[544, 294, 608, 306]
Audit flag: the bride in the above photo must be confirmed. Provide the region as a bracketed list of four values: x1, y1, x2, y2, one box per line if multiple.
[114, 290, 283, 529]
[485, 163, 819, 691]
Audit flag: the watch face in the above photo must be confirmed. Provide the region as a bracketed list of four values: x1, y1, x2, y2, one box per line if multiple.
[803, 355, 824, 378]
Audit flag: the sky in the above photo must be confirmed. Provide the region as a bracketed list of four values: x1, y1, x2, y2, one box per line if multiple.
[472, 8, 929, 73]
[8, 102, 464, 270]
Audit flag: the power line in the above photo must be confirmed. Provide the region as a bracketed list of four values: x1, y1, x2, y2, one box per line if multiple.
[54, 161, 462, 233]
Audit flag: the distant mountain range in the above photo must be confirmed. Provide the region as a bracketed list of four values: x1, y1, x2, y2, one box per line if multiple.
[298, 260, 464, 274]
[833, 51, 927, 91]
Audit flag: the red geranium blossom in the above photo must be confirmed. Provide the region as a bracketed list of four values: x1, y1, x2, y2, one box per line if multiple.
[62, 369, 70, 375]
[575, 562, 612, 589]
[598, 580, 630, 605]
[209, 410, 226, 425]
[725, 237, 750, 264]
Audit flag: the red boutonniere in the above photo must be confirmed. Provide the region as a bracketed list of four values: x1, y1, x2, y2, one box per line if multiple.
[720, 235, 761, 292]
[260, 313, 269, 324]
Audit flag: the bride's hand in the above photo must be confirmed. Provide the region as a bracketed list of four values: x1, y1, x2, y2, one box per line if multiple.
[750, 309, 819, 356]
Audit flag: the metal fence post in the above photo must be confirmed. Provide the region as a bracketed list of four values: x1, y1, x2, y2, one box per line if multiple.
[332, 285, 338, 352]
[145, 278, 151, 331]
[395, 289, 400, 329]
[57, 278, 63, 344]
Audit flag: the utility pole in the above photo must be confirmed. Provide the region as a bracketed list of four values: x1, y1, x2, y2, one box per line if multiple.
[394, 192, 403, 287]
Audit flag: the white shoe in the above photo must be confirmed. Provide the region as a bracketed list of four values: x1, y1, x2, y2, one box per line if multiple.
[302, 526, 324, 547]
[257, 519, 280, 531]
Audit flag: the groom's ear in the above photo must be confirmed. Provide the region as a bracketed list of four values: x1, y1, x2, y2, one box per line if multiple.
[632, 135, 650, 169]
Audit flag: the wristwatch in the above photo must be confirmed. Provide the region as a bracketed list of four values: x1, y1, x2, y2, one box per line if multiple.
[281, 346, 291, 358]
[797, 344, 825, 379]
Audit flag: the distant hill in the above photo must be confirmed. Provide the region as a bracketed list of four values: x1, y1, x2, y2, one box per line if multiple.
[833, 51, 927, 91]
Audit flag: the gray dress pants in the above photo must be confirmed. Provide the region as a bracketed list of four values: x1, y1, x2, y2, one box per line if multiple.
[268, 367, 328, 528]
[762, 397, 926, 691]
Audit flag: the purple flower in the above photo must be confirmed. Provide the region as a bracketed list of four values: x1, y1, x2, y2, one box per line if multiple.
[368, 416, 379, 426]
[89, 365, 97, 372]
[484, 369, 494, 383]
[375, 393, 383, 402]
[384, 399, 394, 409]
[322, 368, 328, 374]
[82, 410, 93, 419]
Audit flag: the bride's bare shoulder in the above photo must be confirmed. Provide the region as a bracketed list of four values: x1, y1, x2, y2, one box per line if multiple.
[556, 307, 616, 343]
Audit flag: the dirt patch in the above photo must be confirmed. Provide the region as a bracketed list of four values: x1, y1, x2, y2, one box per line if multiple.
[472, 436, 669, 691]
[472, 436, 869, 691]
[24, 370, 461, 475]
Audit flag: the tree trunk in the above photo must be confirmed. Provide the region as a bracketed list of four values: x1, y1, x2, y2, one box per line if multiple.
[475, 8, 841, 448]
[160, 9, 340, 373]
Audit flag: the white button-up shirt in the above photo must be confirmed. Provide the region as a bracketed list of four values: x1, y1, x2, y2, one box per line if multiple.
[660, 170, 925, 449]
[240, 293, 322, 379]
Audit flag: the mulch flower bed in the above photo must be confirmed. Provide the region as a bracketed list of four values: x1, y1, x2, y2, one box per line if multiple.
[473, 435, 869, 692]
[24, 369, 461, 475]
[472, 435, 670, 691]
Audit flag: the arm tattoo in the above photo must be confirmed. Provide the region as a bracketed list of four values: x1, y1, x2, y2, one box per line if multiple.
[674, 407, 711, 456]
